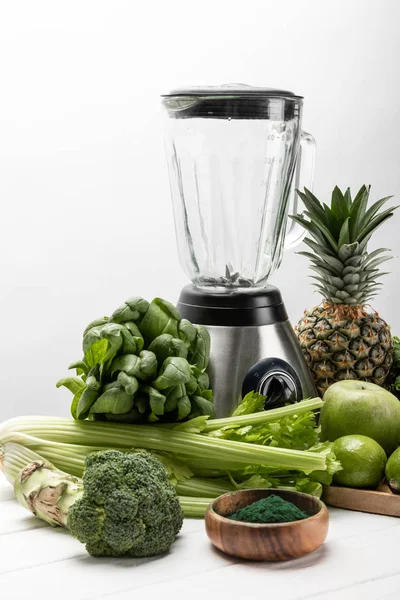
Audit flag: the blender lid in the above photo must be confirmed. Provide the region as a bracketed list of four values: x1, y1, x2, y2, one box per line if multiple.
[162, 83, 303, 99]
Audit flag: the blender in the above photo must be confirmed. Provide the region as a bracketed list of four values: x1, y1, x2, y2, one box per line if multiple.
[161, 84, 317, 417]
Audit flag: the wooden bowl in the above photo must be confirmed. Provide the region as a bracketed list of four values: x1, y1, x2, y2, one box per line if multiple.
[205, 488, 329, 561]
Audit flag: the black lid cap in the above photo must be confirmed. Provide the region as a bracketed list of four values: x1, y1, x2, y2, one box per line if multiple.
[177, 285, 288, 326]
[162, 83, 302, 100]
[162, 84, 302, 120]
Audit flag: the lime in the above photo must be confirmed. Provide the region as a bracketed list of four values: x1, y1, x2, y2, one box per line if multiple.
[386, 447, 400, 494]
[332, 434, 387, 489]
[320, 381, 400, 455]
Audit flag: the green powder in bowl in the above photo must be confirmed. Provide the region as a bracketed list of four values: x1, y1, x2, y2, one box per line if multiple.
[228, 494, 310, 524]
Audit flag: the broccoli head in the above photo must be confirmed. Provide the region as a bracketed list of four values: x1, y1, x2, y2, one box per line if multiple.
[67, 449, 183, 557]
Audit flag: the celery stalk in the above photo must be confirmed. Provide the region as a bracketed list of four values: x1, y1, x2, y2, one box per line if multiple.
[201, 397, 323, 432]
[178, 496, 212, 518]
[176, 477, 234, 498]
[0, 441, 212, 520]
[0, 443, 45, 484]
[0, 416, 326, 472]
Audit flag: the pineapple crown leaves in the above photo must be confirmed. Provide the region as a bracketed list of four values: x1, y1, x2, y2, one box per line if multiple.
[291, 185, 398, 306]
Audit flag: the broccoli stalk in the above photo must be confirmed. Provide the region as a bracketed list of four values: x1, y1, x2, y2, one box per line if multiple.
[13, 448, 184, 558]
[14, 458, 83, 527]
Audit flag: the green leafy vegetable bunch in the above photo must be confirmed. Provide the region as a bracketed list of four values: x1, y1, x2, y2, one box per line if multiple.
[57, 297, 214, 423]
[389, 336, 400, 398]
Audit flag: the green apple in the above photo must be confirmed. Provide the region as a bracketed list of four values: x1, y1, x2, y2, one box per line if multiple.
[386, 447, 400, 493]
[320, 380, 400, 455]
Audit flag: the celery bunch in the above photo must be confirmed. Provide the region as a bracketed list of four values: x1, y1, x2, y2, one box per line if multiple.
[0, 396, 341, 509]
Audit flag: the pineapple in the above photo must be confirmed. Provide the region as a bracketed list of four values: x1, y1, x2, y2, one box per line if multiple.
[293, 185, 397, 396]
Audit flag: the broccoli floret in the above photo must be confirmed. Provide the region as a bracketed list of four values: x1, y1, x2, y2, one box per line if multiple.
[67, 450, 183, 557]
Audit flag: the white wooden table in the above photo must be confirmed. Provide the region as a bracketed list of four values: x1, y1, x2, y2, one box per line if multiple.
[1, 473, 399, 600]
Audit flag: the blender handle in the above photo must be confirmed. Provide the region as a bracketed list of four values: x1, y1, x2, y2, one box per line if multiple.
[284, 131, 316, 249]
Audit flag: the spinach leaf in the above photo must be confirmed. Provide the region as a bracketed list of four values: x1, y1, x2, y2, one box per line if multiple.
[68, 360, 89, 377]
[99, 323, 125, 361]
[185, 375, 198, 396]
[134, 391, 150, 414]
[197, 371, 210, 391]
[188, 325, 211, 370]
[197, 388, 213, 402]
[148, 334, 188, 363]
[56, 377, 86, 396]
[189, 395, 216, 419]
[190, 365, 202, 379]
[83, 317, 108, 337]
[110, 354, 141, 377]
[102, 381, 120, 391]
[84, 334, 109, 368]
[110, 297, 149, 324]
[110, 351, 157, 382]
[90, 386, 134, 415]
[122, 322, 144, 352]
[105, 407, 142, 423]
[164, 384, 186, 413]
[76, 367, 102, 419]
[153, 357, 192, 390]
[56, 377, 87, 420]
[136, 350, 157, 381]
[140, 385, 166, 415]
[178, 319, 197, 348]
[70, 387, 84, 419]
[177, 396, 192, 420]
[83, 322, 126, 367]
[139, 298, 181, 342]
[117, 371, 139, 395]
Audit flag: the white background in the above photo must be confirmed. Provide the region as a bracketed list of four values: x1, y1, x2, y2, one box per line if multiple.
[1, 0, 399, 420]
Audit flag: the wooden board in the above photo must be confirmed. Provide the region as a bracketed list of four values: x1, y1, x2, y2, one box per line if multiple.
[322, 483, 400, 517]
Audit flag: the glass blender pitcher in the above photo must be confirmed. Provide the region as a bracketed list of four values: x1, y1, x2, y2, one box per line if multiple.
[161, 85, 317, 416]
[162, 84, 315, 290]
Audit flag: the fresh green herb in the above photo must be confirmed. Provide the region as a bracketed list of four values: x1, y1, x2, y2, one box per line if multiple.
[231, 391, 266, 416]
[228, 494, 309, 523]
[207, 409, 319, 450]
[56, 297, 214, 423]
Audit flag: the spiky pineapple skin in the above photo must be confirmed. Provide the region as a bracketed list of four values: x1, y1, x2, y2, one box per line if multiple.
[296, 305, 393, 396]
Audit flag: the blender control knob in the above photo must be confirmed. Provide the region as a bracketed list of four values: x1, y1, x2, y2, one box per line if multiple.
[242, 357, 303, 410]
[258, 373, 297, 409]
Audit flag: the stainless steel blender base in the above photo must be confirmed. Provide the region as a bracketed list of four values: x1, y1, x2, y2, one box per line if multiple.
[206, 320, 316, 417]
[177, 284, 317, 418]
